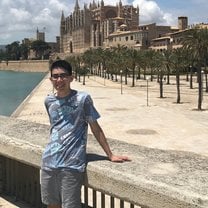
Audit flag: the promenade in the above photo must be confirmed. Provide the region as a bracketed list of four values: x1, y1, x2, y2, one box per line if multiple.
[1, 73, 208, 207]
[13, 73, 208, 156]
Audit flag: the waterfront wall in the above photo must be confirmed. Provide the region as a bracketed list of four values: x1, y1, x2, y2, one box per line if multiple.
[0, 60, 49, 72]
[0, 116, 208, 208]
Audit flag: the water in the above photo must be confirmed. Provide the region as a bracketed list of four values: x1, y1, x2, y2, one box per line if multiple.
[0, 70, 46, 116]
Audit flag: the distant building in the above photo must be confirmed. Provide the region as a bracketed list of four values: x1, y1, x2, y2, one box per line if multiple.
[59, 1, 203, 54]
[150, 17, 189, 51]
[36, 28, 45, 42]
[178, 16, 188, 30]
[193, 22, 208, 29]
[60, 0, 139, 54]
[105, 30, 148, 50]
[21, 29, 60, 59]
[138, 23, 178, 48]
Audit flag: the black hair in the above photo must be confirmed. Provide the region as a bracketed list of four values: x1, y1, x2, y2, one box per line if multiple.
[50, 60, 72, 76]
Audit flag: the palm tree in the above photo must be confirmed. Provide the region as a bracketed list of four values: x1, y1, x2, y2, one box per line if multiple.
[155, 52, 166, 98]
[170, 48, 188, 103]
[162, 49, 173, 84]
[66, 54, 81, 81]
[109, 45, 128, 82]
[182, 28, 208, 110]
[82, 48, 97, 75]
[125, 48, 139, 87]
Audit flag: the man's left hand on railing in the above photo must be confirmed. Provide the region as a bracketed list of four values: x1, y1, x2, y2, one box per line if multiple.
[109, 154, 131, 162]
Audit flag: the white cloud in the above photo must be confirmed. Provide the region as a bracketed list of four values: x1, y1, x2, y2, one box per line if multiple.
[0, 0, 207, 45]
[0, 0, 71, 44]
[10, 8, 32, 22]
[132, 0, 176, 26]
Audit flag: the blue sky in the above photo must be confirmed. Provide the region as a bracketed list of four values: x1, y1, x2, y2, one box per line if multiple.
[0, 0, 207, 45]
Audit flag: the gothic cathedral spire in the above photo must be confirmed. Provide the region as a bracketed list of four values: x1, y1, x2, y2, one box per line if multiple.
[61, 10, 65, 22]
[74, 0, 80, 11]
[119, 0, 122, 7]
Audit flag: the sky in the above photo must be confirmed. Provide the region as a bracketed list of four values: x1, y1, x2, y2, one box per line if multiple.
[0, 0, 208, 45]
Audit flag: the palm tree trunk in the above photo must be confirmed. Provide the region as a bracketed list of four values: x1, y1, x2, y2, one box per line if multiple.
[166, 65, 170, 84]
[205, 73, 208, 92]
[137, 67, 141, 80]
[125, 67, 128, 85]
[176, 72, 180, 103]
[132, 68, 135, 87]
[190, 67, 193, 89]
[186, 67, 189, 82]
[143, 67, 146, 80]
[83, 74, 85, 85]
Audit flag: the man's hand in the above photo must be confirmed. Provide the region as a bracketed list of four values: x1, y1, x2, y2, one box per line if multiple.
[109, 155, 131, 162]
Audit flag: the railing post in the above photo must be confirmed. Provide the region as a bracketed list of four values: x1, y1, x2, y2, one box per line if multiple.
[101, 193, 105, 208]
[110, 196, 115, 208]
[92, 190, 97, 208]
[84, 186, 88, 207]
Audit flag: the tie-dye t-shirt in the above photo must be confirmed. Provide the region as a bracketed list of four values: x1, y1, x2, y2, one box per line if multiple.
[41, 90, 100, 172]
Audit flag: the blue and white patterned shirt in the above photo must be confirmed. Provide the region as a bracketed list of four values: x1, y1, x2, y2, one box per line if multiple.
[41, 90, 100, 172]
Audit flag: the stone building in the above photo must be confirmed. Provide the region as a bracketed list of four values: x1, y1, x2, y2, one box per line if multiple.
[150, 17, 189, 51]
[36, 28, 45, 42]
[60, 0, 139, 54]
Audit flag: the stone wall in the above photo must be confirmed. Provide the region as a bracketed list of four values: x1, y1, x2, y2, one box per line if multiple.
[0, 60, 49, 72]
[0, 116, 208, 208]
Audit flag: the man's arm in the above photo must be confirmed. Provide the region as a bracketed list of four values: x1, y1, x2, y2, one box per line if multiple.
[89, 120, 131, 162]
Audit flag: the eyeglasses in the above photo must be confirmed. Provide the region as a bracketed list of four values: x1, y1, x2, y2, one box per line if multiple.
[51, 73, 70, 80]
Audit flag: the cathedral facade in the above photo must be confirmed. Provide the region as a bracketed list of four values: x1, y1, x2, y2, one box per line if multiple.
[60, 0, 139, 54]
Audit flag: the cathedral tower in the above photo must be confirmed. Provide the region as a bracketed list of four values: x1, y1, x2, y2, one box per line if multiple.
[59, 1, 139, 53]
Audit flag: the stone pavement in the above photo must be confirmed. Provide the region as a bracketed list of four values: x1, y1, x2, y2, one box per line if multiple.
[12, 73, 208, 157]
[2, 73, 208, 207]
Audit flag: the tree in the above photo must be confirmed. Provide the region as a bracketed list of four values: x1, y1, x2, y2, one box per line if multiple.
[182, 28, 208, 110]
[6, 41, 21, 60]
[31, 40, 50, 59]
[162, 49, 172, 84]
[170, 48, 188, 103]
[154, 52, 166, 98]
[20, 43, 29, 60]
[126, 48, 141, 87]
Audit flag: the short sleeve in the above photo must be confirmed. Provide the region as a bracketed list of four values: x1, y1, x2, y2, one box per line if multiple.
[84, 95, 100, 123]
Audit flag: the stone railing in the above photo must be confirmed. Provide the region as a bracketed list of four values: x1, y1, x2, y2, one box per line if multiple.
[0, 115, 208, 208]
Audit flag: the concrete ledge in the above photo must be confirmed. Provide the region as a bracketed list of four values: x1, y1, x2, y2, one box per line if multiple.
[0, 116, 208, 208]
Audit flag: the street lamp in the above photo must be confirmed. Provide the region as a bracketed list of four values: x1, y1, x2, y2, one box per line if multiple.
[201, 70, 204, 101]
[146, 76, 150, 106]
[120, 70, 123, 94]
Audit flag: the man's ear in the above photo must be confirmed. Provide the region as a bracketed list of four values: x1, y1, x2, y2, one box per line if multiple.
[69, 75, 74, 82]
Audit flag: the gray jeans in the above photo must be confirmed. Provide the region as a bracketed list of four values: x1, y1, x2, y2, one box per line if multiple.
[40, 169, 84, 208]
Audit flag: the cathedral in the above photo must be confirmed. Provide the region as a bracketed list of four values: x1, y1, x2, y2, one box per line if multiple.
[60, 0, 139, 54]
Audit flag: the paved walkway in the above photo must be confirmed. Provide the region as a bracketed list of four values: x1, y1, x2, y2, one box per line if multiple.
[2, 73, 208, 207]
[13, 73, 208, 157]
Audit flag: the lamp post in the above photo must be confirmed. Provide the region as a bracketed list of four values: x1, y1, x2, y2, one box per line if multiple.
[201, 70, 204, 101]
[146, 76, 150, 106]
[120, 70, 123, 94]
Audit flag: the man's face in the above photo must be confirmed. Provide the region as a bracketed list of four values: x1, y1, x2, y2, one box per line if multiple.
[50, 67, 73, 96]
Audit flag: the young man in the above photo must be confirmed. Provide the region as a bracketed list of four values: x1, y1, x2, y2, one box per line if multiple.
[41, 60, 130, 208]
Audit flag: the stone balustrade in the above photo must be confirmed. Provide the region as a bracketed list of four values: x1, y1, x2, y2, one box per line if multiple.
[0, 115, 208, 208]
